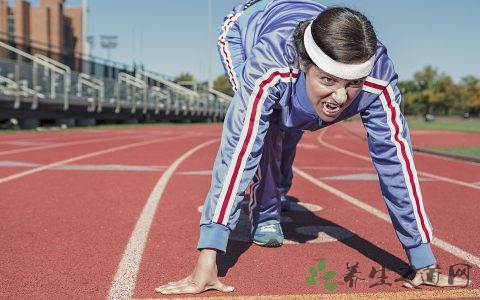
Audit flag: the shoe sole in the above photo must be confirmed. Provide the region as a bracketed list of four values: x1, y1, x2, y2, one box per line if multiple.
[253, 239, 283, 247]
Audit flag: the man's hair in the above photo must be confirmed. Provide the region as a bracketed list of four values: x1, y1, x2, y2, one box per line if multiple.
[293, 7, 377, 70]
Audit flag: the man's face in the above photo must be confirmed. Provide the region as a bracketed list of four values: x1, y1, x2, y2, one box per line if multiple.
[302, 64, 365, 122]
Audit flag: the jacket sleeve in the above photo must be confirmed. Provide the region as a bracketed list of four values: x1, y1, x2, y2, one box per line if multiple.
[360, 46, 436, 269]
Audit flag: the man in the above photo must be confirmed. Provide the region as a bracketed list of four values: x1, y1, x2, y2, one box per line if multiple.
[156, 0, 470, 294]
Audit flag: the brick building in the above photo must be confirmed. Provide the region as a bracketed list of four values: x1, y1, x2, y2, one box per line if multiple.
[0, 0, 83, 66]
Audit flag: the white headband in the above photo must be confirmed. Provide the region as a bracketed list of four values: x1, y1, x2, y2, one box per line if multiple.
[303, 22, 375, 80]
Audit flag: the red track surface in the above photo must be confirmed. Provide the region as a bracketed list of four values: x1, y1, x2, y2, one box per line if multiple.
[0, 123, 479, 300]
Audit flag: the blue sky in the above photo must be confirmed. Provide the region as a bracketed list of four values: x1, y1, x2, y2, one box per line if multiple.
[43, 1, 480, 83]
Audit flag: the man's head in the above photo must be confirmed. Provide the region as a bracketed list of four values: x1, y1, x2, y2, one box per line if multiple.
[293, 7, 377, 122]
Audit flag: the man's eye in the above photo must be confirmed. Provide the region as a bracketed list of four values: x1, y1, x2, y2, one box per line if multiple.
[320, 77, 334, 85]
[350, 80, 364, 87]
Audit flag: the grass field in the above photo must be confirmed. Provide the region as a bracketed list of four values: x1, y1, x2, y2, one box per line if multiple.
[406, 116, 480, 159]
[432, 146, 480, 158]
[406, 116, 480, 133]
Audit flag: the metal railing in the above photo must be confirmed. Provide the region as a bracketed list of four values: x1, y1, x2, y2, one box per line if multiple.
[208, 88, 232, 118]
[77, 73, 105, 112]
[34, 53, 71, 110]
[0, 42, 231, 125]
[0, 41, 73, 110]
[0, 72, 45, 100]
[137, 70, 200, 116]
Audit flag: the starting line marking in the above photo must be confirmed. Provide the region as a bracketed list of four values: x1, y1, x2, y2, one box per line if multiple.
[132, 288, 480, 299]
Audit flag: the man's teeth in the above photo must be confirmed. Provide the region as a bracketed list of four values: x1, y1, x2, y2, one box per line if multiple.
[323, 102, 341, 112]
[326, 103, 337, 109]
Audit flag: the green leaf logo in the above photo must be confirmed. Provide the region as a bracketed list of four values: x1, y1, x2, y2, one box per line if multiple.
[324, 281, 339, 291]
[323, 270, 337, 280]
[317, 259, 326, 271]
[304, 259, 338, 292]
[309, 266, 318, 277]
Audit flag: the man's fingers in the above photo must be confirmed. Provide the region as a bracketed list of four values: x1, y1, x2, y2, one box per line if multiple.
[435, 273, 471, 287]
[402, 273, 423, 289]
[155, 279, 201, 295]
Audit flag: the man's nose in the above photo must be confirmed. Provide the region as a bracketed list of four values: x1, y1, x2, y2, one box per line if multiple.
[332, 88, 347, 104]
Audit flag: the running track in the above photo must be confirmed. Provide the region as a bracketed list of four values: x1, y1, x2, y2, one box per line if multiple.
[0, 122, 479, 299]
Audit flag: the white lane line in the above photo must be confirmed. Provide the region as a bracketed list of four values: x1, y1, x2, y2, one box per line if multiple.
[293, 167, 392, 223]
[0, 161, 166, 172]
[106, 138, 219, 300]
[0, 134, 136, 156]
[316, 130, 480, 190]
[0, 135, 195, 185]
[415, 171, 480, 190]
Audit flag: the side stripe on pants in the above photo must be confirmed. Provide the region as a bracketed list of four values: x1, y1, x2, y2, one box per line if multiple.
[213, 68, 298, 225]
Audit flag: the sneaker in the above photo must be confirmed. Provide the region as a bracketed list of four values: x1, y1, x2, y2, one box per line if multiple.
[280, 194, 291, 211]
[252, 223, 284, 247]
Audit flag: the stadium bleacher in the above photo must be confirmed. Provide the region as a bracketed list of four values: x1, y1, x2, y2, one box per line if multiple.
[0, 41, 231, 129]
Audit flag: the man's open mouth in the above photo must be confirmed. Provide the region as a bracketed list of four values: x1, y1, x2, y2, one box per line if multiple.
[322, 101, 342, 114]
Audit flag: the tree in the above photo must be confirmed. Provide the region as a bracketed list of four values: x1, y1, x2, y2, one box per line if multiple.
[398, 80, 421, 115]
[401, 66, 480, 117]
[433, 74, 460, 115]
[460, 76, 480, 116]
[413, 66, 440, 115]
[174, 73, 195, 82]
[174, 72, 198, 91]
[212, 74, 233, 96]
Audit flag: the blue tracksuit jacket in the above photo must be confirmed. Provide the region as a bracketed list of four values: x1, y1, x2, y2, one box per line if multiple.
[198, 0, 435, 269]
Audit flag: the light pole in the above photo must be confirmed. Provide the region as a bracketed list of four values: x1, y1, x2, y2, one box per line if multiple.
[82, 0, 90, 73]
[207, 0, 212, 88]
[100, 35, 118, 61]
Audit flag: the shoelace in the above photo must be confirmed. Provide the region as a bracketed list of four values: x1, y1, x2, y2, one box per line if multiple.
[260, 224, 277, 232]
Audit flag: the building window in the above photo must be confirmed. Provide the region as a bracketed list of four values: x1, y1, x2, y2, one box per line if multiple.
[7, 15, 15, 43]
